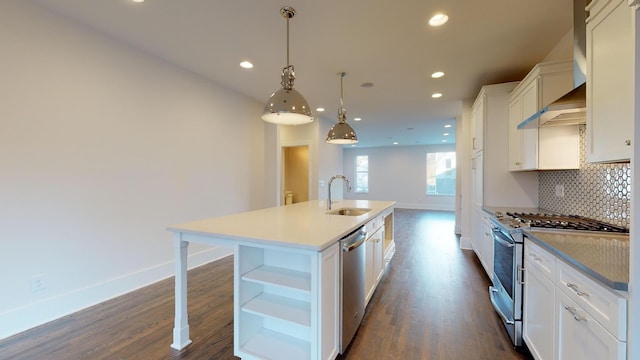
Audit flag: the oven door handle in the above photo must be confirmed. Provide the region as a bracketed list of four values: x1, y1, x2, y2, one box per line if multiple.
[489, 287, 515, 325]
[492, 228, 515, 248]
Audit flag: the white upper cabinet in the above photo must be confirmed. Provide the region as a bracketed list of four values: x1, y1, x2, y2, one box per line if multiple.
[509, 92, 539, 171]
[508, 61, 580, 171]
[585, 0, 635, 163]
[471, 96, 485, 154]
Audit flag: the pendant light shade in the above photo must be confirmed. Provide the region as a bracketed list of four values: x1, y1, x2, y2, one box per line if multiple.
[326, 72, 358, 144]
[261, 6, 313, 125]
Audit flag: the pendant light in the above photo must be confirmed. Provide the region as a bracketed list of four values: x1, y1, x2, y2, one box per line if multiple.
[326, 72, 358, 144]
[261, 6, 313, 125]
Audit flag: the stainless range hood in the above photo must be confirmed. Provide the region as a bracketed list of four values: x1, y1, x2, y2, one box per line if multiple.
[518, 0, 587, 129]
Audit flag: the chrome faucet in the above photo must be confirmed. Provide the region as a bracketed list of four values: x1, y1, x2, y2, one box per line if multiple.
[327, 175, 351, 210]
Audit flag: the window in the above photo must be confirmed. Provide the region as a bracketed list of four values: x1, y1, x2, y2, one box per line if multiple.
[355, 155, 369, 193]
[426, 152, 456, 196]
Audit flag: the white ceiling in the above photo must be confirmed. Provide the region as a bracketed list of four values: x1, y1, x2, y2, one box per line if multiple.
[32, 0, 573, 147]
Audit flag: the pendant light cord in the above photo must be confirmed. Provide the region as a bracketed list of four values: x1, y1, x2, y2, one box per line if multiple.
[338, 72, 347, 123]
[340, 73, 344, 109]
[286, 16, 290, 68]
[280, 6, 295, 90]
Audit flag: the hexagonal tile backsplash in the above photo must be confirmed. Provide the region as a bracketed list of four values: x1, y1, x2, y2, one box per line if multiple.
[539, 125, 630, 228]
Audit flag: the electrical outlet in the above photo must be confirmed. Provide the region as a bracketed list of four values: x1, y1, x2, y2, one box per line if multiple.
[31, 274, 47, 292]
[555, 184, 565, 198]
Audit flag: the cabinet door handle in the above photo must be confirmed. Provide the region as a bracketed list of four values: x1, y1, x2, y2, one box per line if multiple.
[563, 305, 587, 322]
[566, 283, 589, 297]
[518, 267, 525, 285]
[625, 139, 631, 146]
[528, 253, 542, 262]
[515, 162, 521, 166]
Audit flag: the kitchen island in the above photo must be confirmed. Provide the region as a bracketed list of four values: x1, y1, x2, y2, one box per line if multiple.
[167, 200, 396, 360]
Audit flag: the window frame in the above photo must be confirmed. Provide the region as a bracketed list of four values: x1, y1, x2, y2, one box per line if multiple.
[354, 155, 369, 194]
[426, 151, 456, 196]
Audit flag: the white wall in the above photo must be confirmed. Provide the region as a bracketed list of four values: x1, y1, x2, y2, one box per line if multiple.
[542, 29, 573, 62]
[317, 118, 344, 204]
[0, 1, 266, 339]
[343, 145, 456, 210]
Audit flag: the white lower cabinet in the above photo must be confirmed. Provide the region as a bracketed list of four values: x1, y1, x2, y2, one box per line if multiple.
[523, 241, 555, 360]
[523, 238, 627, 360]
[374, 228, 384, 284]
[365, 224, 384, 306]
[472, 208, 493, 279]
[480, 212, 493, 278]
[235, 242, 339, 360]
[556, 289, 625, 360]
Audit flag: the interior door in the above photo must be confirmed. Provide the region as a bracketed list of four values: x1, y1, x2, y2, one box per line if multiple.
[282, 145, 309, 205]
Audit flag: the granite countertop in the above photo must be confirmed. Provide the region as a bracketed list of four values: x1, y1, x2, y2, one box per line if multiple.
[524, 229, 629, 291]
[167, 200, 396, 251]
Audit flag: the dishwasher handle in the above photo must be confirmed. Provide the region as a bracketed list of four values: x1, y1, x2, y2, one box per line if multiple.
[342, 229, 367, 252]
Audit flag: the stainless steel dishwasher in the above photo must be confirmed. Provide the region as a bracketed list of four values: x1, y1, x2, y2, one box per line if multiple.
[340, 226, 367, 353]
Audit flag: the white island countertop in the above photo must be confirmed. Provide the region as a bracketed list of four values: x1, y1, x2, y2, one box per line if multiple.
[167, 200, 396, 251]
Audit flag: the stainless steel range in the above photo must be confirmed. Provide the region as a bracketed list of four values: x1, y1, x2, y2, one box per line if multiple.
[488, 211, 627, 348]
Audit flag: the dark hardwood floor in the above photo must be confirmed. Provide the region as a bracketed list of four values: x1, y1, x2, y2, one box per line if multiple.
[0, 209, 531, 360]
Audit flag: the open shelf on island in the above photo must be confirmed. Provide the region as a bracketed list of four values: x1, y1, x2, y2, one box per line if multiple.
[242, 265, 311, 293]
[242, 293, 311, 327]
[241, 328, 310, 360]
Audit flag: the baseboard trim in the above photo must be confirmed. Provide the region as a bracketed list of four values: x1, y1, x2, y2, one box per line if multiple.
[0, 247, 232, 340]
[459, 236, 473, 250]
[395, 202, 455, 211]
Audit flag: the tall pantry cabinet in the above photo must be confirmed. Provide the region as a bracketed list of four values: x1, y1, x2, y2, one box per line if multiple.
[470, 83, 538, 278]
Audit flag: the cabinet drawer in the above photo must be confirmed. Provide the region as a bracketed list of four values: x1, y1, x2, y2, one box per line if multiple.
[556, 260, 627, 340]
[364, 219, 373, 234]
[524, 238, 555, 281]
[364, 216, 382, 234]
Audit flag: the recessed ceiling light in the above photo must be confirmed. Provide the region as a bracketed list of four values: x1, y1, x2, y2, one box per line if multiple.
[444, 124, 452, 128]
[132, 0, 144, 2]
[393, 141, 399, 145]
[239, 61, 253, 69]
[429, 13, 449, 27]
[351, 144, 356, 147]
[354, 117, 362, 121]
[431, 71, 445, 78]
[432, 93, 443, 98]
[443, 132, 449, 136]
[316, 107, 325, 112]
[442, 140, 448, 143]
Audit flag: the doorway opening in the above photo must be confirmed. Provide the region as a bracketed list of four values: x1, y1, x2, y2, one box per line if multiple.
[282, 145, 309, 205]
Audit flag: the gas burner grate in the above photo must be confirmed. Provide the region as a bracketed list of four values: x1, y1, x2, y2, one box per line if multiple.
[505, 212, 629, 233]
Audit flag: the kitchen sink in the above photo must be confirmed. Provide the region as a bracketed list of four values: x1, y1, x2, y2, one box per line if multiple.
[327, 207, 372, 216]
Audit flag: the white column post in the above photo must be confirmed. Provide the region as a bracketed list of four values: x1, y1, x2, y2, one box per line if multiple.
[171, 233, 192, 350]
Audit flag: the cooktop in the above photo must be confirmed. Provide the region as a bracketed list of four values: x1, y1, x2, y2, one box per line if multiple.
[504, 212, 629, 233]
